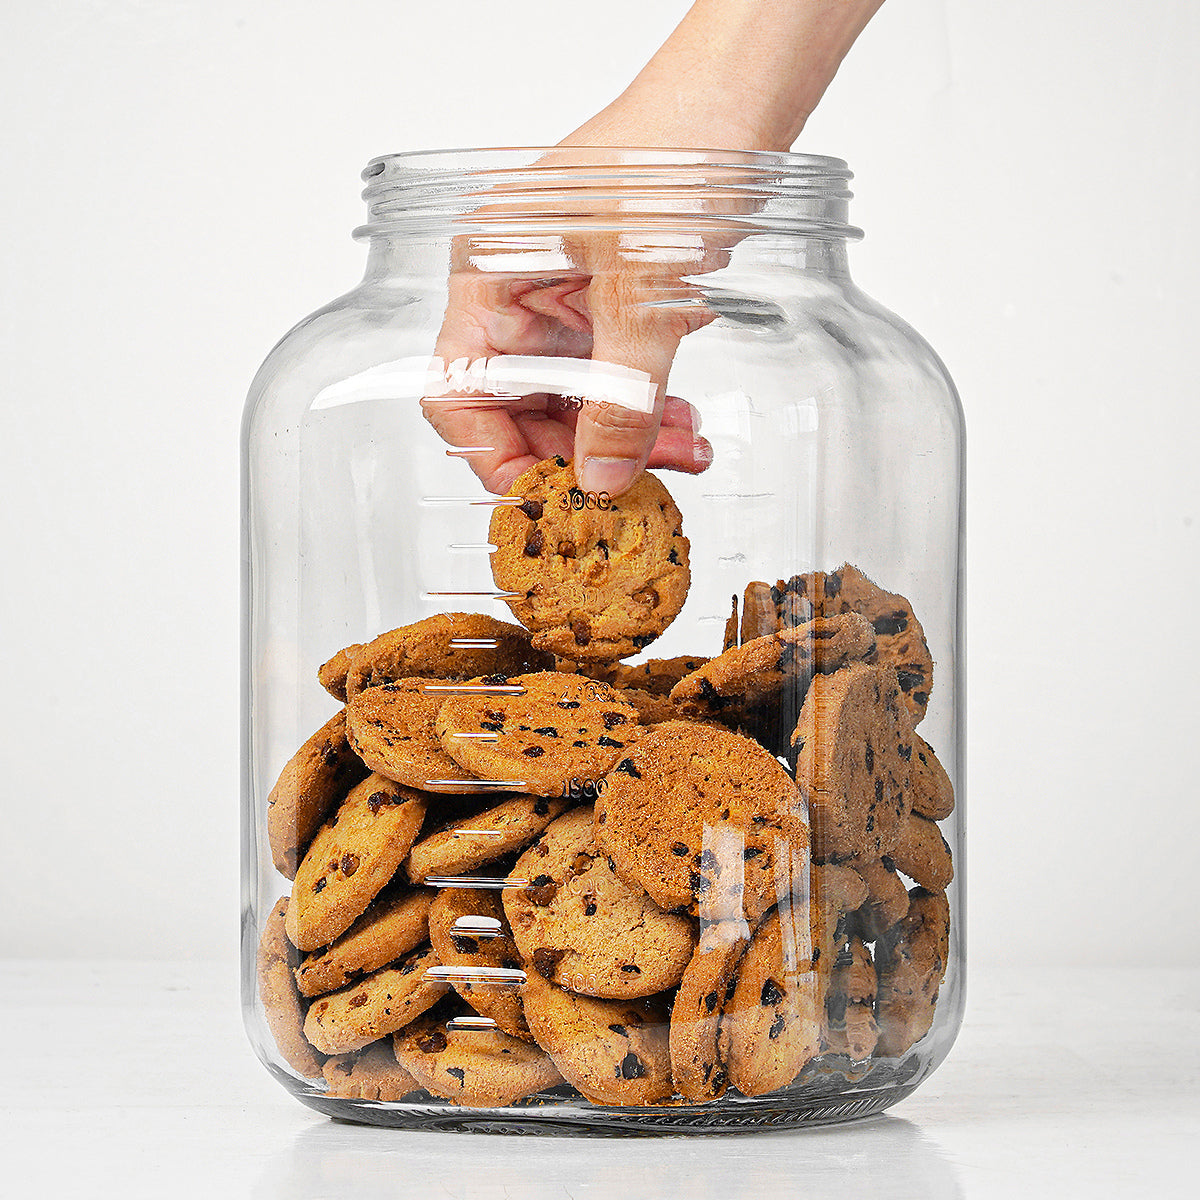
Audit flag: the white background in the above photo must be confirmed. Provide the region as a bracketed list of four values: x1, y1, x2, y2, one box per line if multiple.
[1, 0, 1196, 967]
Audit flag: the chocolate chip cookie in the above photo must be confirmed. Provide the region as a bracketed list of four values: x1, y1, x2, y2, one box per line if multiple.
[875, 887, 951, 1058]
[435, 671, 639, 797]
[393, 1004, 563, 1106]
[488, 457, 691, 661]
[346, 613, 554, 700]
[295, 886, 434, 998]
[594, 720, 808, 919]
[303, 945, 450, 1055]
[266, 709, 369, 880]
[822, 936, 879, 1062]
[322, 1039, 421, 1100]
[519, 972, 673, 1105]
[256, 897, 324, 1078]
[888, 813, 954, 893]
[285, 775, 427, 952]
[792, 663, 914, 863]
[503, 807, 695, 999]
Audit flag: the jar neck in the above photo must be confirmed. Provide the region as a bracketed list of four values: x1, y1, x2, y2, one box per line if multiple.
[355, 147, 861, 285]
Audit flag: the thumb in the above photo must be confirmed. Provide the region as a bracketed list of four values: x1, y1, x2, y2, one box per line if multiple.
[574, 268, 694, 497]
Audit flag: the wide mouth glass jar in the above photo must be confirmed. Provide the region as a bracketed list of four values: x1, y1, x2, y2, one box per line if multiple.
[241, 147, 964, 1133]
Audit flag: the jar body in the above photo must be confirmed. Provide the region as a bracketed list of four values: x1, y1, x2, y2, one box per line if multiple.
[242, 151, 964, 1132]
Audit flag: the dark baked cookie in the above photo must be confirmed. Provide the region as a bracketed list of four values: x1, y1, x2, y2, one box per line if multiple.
[285, 775, 427, 952]
[668, 928, 750, 1103]
[503, 807, 695, 999]
[668, 613, 875, 723]
[850, 857, 911, 943]
[295, 886, 434, 998]
[318, 643, 365, 703]
[875, 887, 950, 1057]
[393, 1004, 563, 1106]
[303, 945, 450, 1055]
[322, 1039, 421, 1100]
[723, 594, 739, 651]
[613, 686, 679, 726]
[256, 898, 324, 1078]
[345, 613, 554, 700]
[488, 457, 691, 661]
[792, 663, 914, 863]
[594, 720, 808, 919]
[435, 671, 639, 797]
[427, 886, 532, 1041]
[266, 709, 368, 880]
[773, 565, 934, 724]
[888, 813, 954, 892]
[909, 734, 955, 820]
[346, 679, 491, 792]
[519, 972, 673, 1105]
[604, 656, 710, 696]
[822, 936, 879, 1062]
[406, 792, 572, 885]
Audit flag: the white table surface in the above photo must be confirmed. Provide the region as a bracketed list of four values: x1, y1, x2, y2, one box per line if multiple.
[2, 960, 1196, 1199]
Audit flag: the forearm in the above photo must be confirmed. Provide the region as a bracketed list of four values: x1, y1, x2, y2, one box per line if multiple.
[564, 0, 885, 151]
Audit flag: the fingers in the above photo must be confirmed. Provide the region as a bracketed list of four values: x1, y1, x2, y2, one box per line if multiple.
[574, 268, 711, 496]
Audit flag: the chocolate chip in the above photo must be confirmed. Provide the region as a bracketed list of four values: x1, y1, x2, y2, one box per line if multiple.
[348, 992, 368, 1009]
[554, 455, 567, 468]
[597, 735, 624, 748]
[631, 634, 655, 649]
[761, 978, 785, 1006]
[522, 745, 545, 757]
[768, 1011, 786, 1039]
[872, 612, 908, 636]
[698, 848, 718, 871]
[631, 586, 659, 609]
[533, 797, 550, 816]
[743, 845, 764, 860]
[446, 1066, 466, 1083]
[824, 572, 842, 599]
[451, 934, 479, 954]
[313, 878, 326, 893]
[532, 948, 565, 979]
[703, 990, 719, 1013]
[518, 498, 544, 520]
[602, 711, 628, 729]
[418, 1030, 447, 1053]
[620, 964, 642, 974]
[613, 758, 641, 778]
[557, 699, 581, 710]
[571, 618, 591, 647]
[912, 691, 929, 708]
[367, 791, 396, 814]
[557, 539, 577, 558]
[584, 900, 597, 916]
[608, 1023, 627, 1036]
[668, 547, 679, 564]
[523, 528, 545, 556]
[670, 842, 689, 856]
[596, 538, 609, 560]
[875, 777, 884, 805]
[619, 1051, 647, 1080]
[340, 853, 359, 877]
[865, 742, 874, 773]
[533, 726, 559, 737]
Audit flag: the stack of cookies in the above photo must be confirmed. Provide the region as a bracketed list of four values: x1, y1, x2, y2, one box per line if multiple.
[257, 457, 954, 1108]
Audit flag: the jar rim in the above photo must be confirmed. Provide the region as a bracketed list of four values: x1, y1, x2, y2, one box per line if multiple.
[355, 146, 862, 242]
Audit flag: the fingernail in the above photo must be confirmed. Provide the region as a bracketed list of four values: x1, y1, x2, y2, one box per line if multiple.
[579, 455, 639, 496]
[693, 437, 713, 468]
[687, 402, 703, 433]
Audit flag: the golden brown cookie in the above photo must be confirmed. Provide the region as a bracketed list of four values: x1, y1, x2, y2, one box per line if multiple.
[285, 775, 427, 952]
[393, 1004, 563, 1106]
[773, 565, 934, 724]
[303, 945, 450, 1055]
[909, 734, 955, 820]
[594, 720, 808, 919]
[488, 457, 691, 661]
[604, 656, 710, 696]
[668, 614, 875, 722]
[614, 686, 679, 725]
[256, 898, 324, 1078]
[888, 813, 954, 892]
[427, 886, 531, 1041]
[722, 594, 739, 651]
[519, 973, 673, 1106]
[668, 927, 750, 1103]
[851, 857, 911, 943]
[503, 807, 695, 999]
[295, 887, 434, 998]
[875, 887, 950, 1057]
[739, 581, 778, 644]
[318, 643, 365, 703]
[346, 679, 490, 792]
[793, 663, 914, 863]
[266, 709, 369, 880]
[435, 671, 639, 798]
[823, 936, 879, 1061]
[719, 905, 824, 1097]
[345, 613, 554, 700]
[322, 1039, 421, 1100]
[406, 793, 572, 885]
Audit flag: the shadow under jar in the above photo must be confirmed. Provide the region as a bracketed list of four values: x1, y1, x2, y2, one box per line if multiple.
[241, 148, 965, 1133]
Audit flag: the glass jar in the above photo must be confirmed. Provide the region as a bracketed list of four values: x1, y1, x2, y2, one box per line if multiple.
[241, 148, 964, 1133]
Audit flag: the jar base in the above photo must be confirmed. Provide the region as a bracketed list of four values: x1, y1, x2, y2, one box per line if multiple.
[284, 1054, 926, 1136]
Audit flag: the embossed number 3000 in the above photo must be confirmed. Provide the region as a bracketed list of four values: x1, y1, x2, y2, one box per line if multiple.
[559, 488, 611, 511]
